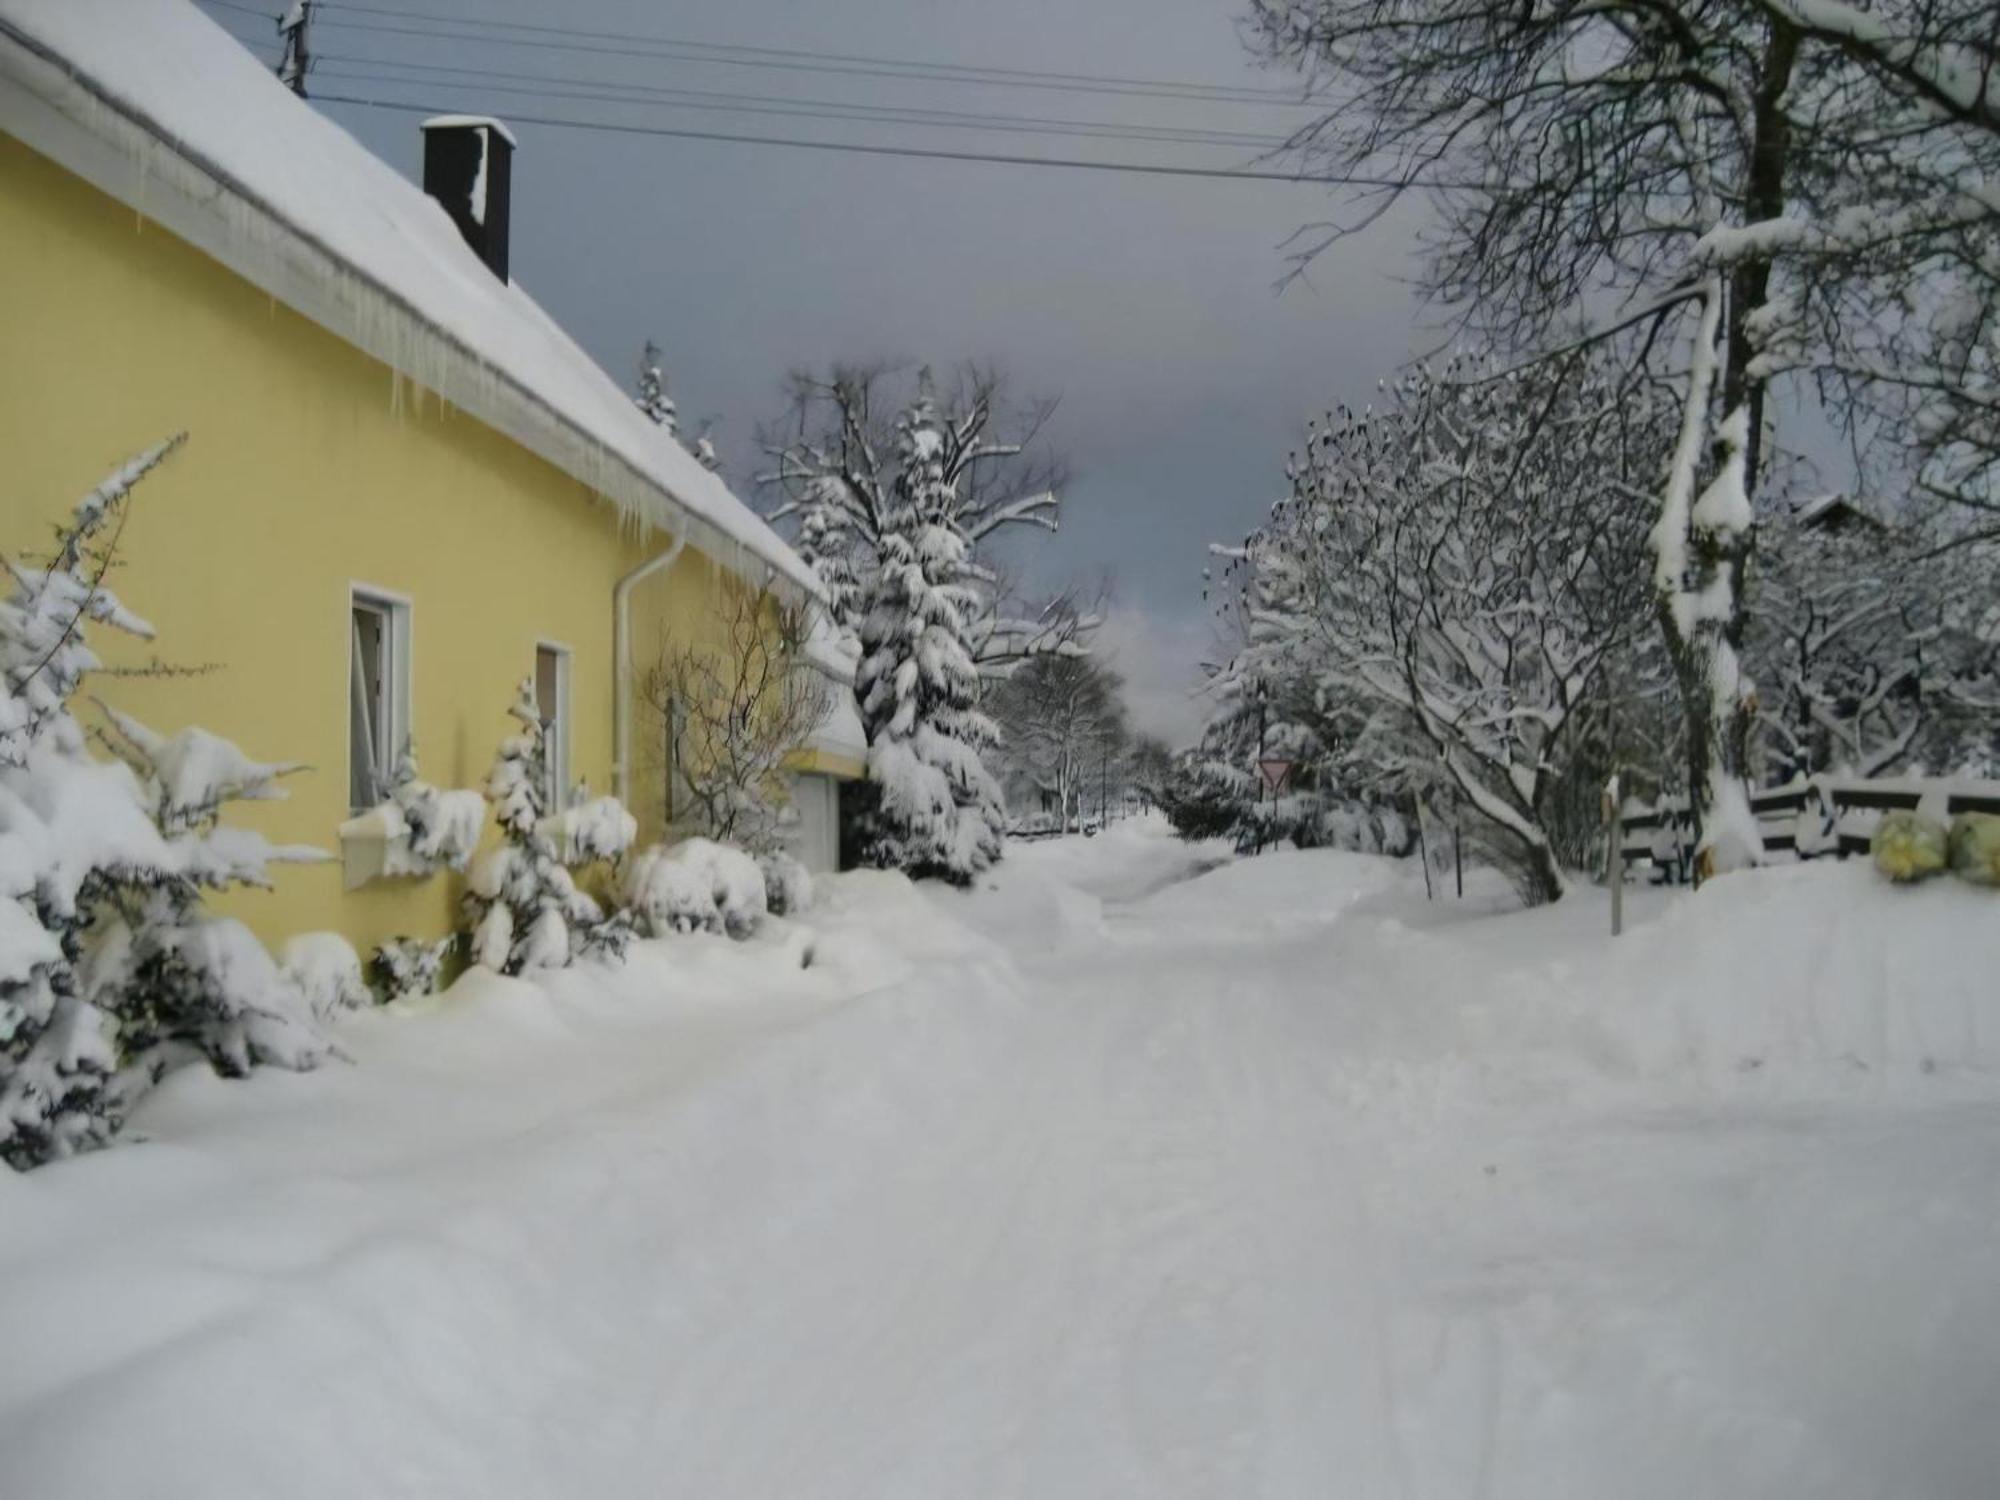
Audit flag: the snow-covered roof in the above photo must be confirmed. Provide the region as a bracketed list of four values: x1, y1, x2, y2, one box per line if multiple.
[0, 0, 816, 597]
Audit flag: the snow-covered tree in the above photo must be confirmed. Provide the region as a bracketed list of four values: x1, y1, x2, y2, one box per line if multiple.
[1209, 358, 1673, 902]
[461, 679, 635, 974]
[1754, 501, 2000, 777]
[760, 363, 1079, 672]
[1246, 0, 2000, 875]
[635, 340, 678, 436]
[989, 653, 1130, 831]
[851, 380, 1009, 883]
[1, 438, 332, 1169]
[637, 581, 831, 851]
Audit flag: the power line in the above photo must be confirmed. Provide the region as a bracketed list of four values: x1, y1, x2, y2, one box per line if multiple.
[320, 2, 1319, 105]
[314, 91, 1439, 189]
[312, 56, 1297, 152]
[310, 12, 1327, 108]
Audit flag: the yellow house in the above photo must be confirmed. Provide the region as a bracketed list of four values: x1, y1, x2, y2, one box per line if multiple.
[0, 0, 865, 958]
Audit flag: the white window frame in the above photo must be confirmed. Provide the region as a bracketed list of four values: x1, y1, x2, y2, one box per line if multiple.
[535, 640, 572, 811]
[348, 585, 412, 814]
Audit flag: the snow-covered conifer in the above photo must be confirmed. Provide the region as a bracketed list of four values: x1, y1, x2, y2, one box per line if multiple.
[1, 438, 332, 1168]
[635, 340, 678, 436]
[853, 377, 1007, 883]
[760, 364, 1076, 673]
[370, 934, 454, 1003]
[461, 680, 633, 974]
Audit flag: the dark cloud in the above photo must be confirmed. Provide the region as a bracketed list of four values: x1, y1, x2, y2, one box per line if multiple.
[294, 0, 1427, 709]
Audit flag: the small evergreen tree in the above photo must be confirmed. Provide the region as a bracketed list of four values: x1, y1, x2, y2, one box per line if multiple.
[461, 679, 633, 973]
[635, 340, 678, 435]
[1, 438, 331, 1169]
[854, 377, 1007, 883]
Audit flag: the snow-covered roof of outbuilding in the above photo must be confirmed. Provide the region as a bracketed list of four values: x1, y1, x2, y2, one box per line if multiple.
[0, 0, 817, 596]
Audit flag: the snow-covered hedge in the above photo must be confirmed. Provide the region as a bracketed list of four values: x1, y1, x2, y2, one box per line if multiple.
[622, 838, 768, 938]
[1, 439, 335, 1170]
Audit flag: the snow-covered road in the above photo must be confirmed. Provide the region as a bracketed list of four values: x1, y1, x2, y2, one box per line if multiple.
[4, 820, 1997, 1498]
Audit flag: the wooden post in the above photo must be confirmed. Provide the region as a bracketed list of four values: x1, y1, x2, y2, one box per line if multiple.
[1414, 795, 1434, 901]
[1604, 773, 1624, 937]
[1452, 789, 1464, 899]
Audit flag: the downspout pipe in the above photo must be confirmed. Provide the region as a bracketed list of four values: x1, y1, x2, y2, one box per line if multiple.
[613, 533, 687, 809]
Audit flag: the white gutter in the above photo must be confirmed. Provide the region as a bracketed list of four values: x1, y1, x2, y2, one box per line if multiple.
[612, 534, 687, 808]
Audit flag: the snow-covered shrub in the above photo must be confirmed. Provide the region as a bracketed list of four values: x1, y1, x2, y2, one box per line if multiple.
[0, 439, 333, 1169]
[574, 908, 639, 965]
[1872, 811, 1949, 883]
[638, 581, 829, 851]
[460, 681, 634, 974]
[757, 849, 813, 916]
[542, 795, 638, 867]
[282, 933, 370, 1021]
[1947, 813, 2000, 886]
[340, 745, 485, 877]
[371, 934, 454, 1003]
[622, 838, 767, 938]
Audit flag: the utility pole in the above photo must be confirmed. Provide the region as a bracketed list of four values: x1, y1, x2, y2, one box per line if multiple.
[1254, 678, 1268, 855]
[277, 2, 315, 98]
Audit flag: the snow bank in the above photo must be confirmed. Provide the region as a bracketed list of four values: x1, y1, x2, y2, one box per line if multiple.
[1588, 861, 1996, 1084]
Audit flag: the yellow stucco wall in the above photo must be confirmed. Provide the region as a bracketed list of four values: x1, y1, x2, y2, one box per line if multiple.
[0, 130, 821, 958]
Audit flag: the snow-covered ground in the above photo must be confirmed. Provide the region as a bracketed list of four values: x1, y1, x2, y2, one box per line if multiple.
[4, 817, 1997, 1498]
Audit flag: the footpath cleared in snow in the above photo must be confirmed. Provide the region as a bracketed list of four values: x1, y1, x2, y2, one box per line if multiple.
[2, 818, 1997, 1498]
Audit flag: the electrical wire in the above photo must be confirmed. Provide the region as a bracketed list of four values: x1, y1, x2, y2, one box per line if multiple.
[309, 13, 1328, 108]
[311, 56, 1297, 151]
[316, 2, 1324, 106]
[312, 91, 1447, 190]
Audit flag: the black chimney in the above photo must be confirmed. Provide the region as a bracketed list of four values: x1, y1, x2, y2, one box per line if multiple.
[420, 115, 514, 282]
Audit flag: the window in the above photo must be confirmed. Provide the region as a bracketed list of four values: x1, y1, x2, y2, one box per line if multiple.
[349, 590, 409, 812]
[536, 643, 570, 810]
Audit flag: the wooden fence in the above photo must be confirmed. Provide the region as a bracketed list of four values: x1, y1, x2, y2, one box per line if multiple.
[1620, 775, 2000, 883]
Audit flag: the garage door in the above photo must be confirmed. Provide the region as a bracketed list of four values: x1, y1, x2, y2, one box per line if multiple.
[788, 773, 840, 874]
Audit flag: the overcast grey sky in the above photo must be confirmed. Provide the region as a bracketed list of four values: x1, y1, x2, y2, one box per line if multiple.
[208, 0, 1430, 743]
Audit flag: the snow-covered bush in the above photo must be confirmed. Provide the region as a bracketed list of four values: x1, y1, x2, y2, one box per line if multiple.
[622, 838, 767, 938]
[638, 581, 828, 851]
[757, 849, 813, 916]
[370, 934, 454, 1003]
[1947, 813, 2000, 886]
[1872, 811, 1949, 883]
[340, 743, 485, 877]
[1, 439, 333, 1169]
[461, 680, 635, 975]
[281, 933, 370, 1021]
[542, 795, 638, 866]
